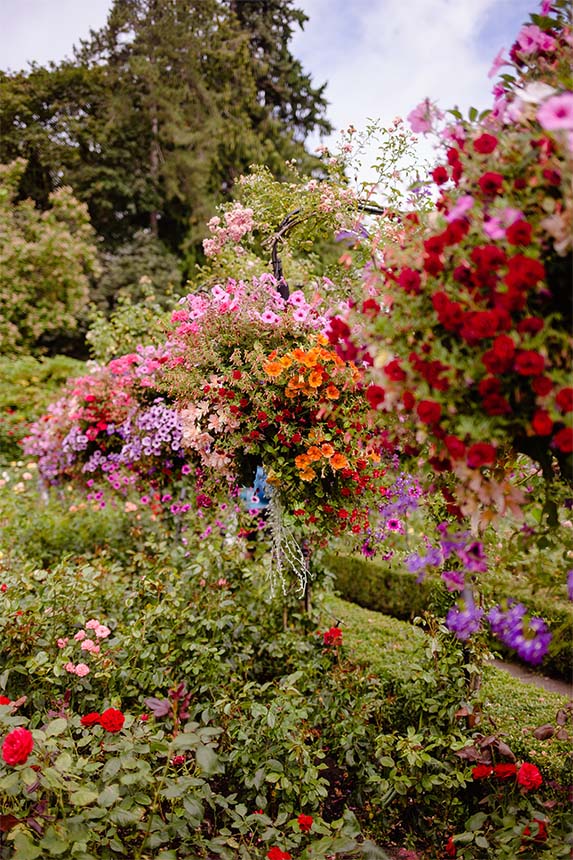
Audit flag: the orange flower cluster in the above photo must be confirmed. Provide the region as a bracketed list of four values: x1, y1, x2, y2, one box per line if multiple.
[294, 443, 349, 482]
[263, 341, 348, 401]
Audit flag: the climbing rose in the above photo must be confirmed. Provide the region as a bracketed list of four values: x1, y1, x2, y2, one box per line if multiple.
[2, 727, 34, 766]
[297, 813, 313, 832]
[99, 708, 125, 733]
[517, 762, 543, 791]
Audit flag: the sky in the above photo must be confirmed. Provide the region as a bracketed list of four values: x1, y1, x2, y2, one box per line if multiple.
[1, 0, 537, 181]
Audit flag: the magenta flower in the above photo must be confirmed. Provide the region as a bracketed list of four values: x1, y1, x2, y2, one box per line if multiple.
[537, 92, 573, 130]
[488, 48, 508, 79]
[407, 99, 443, 134]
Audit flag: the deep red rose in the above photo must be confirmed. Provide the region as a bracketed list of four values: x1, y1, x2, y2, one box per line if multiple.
[0, 696, 10, 706]
[446, 147, 460, 165]
[517, 762, 542, 791]
[267, 849, 291, 860]
[471, 244, 506, 270]
[532, 410, 553, 436]
[444, 435, 465, 460]
[478, 171, 504, 196]
[80, 712, 101, 727]
[424, 234, 447, 255]
[556, 388, 573, 413]
[361, 298, 380, 317]
[506, 220, 532, 246]
[473, 133, 498, 153]
[398, 267, 422, 294]
[478, 377, 501, 397]
[366, 385, 386, 409]
[423, 253, 444, 276]
[472, 764, 493, 780]
[523, 819, 548, 843]
[444, 219, 469, 245]
[453, 263, 472, 285]
[483, 394, 511, 416]
[493, 284, 526, 313]
[517, 316, 544, 334]
[514, 351, 545, 376]
[384, 359, 406, 381]
[323, 627, 343, 646]
[553, 427, 573, 453]
[432, 165, 449, 185]
[445, 836, 457, 857]
[402, 391, 415, 410]
[2, 727, 34, 766]
[493, 763, 517, 779]
[297, 813, 313, 832]
[460, 310, 500, 344]
[99, 708, 125, 733]
[531, 375, 553, 396]
[451, 162, 463, 184]
[504, 254, 545, 290]
[416, 400, 442, 425]
[467, 443, 496, 468]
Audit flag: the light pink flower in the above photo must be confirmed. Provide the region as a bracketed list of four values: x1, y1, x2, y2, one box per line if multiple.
[445, 195, 474, 223]
[64, 662, 76, 674]
[288, 290, 308, 308]
[57, 637, 69, 649]
[81, 639, 100, 654]
[74, 663, 90, 677]
[260, 309, 280, 325]
[407, 99, 435, 133]
[537, 92, 573, 130]
[74, 630, 86, 642]
[488, 48, 508, 79]
[85, 619, 99, 630]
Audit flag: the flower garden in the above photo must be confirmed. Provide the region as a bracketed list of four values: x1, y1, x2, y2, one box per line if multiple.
[0, 1, 572, 858]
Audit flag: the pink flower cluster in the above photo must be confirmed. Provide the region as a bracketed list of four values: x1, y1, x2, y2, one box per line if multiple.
[203, 202, 255, 257]
[58, 618, 111, 678]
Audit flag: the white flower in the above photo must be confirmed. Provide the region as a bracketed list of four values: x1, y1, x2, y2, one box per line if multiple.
[517, 82, 557, 105]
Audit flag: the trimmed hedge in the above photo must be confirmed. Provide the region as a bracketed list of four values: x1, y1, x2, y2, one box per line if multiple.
[321, 551, 573, 682]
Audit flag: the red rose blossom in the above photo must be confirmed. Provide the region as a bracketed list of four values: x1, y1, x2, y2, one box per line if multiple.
[504, 254, 545, 290]
[402, 391, 415, 410]
[416, 400, 442, 425]
[517, 316, 544, 334]
[483, 394, 511, 416]
[267, 849, 291, 860]
[506, 219, 532, 246]
[473, 133, 498, 153]
[398, 268, 422, 294]
[493, 763, 517, 779]
[431, 165, 449, 185]
[297, 813, 313, 832]
[556, 388, 573, 413]
[467, 443, 496, 469]
[444, 435, 465, 460]
[366, 385, 386, 409]
[423, 253, 444, 276]
[514, 351, 545, 376]
[553, 427, 573, 453]
[531, 376, 553, 396]
[472, 764, 493, 780]
[523, 819, 548, 843]
[99, 708, 125, 733]
[80, 712, 101, 727]
[384, 359, 406, 381]
[517, 762, 542, 791]
[532, 410, 553, 436]
[2, 727, 34, 766]
[478, 171, 504, 196]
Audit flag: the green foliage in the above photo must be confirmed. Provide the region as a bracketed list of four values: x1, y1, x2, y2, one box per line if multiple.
[0, 354, 85, 463]
[0, 160, 99, 356]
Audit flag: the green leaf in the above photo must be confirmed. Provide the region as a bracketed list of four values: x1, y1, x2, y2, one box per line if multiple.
[196, 744, 219, 775]
[98, 784, 121, 807]
[68, 788, 98, 806]
[11, 831, 42, 859]
[44, 718, 68, 737]
[39, 825, 70, 855]
[54, 751, 73, 772]
[172, 731, 200, 750]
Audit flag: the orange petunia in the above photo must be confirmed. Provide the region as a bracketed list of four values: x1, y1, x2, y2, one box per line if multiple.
[330, 453, 349, 470]
[299, 468, 316, 482]
[306, 446, 322, 462]
[321, 443, 335, 458]
[308, 369, 323, 388]
[292, 348, 307, 362]
[325, 384, 340, 400]
[264, 360, 284, 378]
[295, 454, 311, 470]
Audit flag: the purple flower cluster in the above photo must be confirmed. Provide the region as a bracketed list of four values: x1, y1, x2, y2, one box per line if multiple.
[446, 601, 484, 641]
[487, 602, 552, 666]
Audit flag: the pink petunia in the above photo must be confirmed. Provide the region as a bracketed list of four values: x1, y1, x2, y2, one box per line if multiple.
[488, 48, 508, 79]
[537, 92, 573, 130]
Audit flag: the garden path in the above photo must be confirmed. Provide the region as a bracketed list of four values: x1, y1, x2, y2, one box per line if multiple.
[490, 658, 572, 698]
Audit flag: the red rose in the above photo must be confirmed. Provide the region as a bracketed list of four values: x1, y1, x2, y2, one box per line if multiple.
[453, 263, 472, 285]
[467, 443, 496, 468]
[445, 835, 457, 857]
[423, 253, 444, 276]
[80, 712, 101, 727]
[460, 310, 500, 344]
[523, 819, 548, 843]
[556, 388, 573, 413]
[517, 762, 542, 791]
[267, 849, 291, 860]
[473, 133, 498, 154]
[504, 254, 545, 290]
[471, 244, 507, 270]
[506, 220, 532, 246]
[424, 234, 447, 255]
[398, 268, 422, 294]
[402, 391, 415, 410]
[514, 351, 545, 376]
[366, 385, 386, 409]
[483, 394, 511, 416]
[493, 763, 517, 779]
[553, 427, 573, 453]
[384, 359, 406, 381]
[532, 410, 553, 436]
[297, 813, 313, 832]
[99, 708, 125, 733]
[323, 627, 343, 646]
[531, 376, 553, 396]
[478, 377, 501, 397]
[0, 696, 11, 706]
[478, 171, 504, 196]
[431, 165, 449, 185]
[517, 316, 544, 334]
[416, 400, 442, 425]
[444, 435, 465, 460]
[2, 727, 34, 766]
[472, 764, 493, 780]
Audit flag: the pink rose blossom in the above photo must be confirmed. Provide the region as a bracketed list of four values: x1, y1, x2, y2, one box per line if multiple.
[81, 639, 100, 654]
[74, 630, 86, 642]
[95, 624, 111, 638]
[57, 638, 69, 649]
[85, 619, 99, 630]
[74, 663, 90, 677]
[64, 662, 76, 674]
